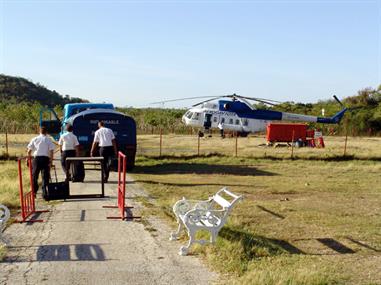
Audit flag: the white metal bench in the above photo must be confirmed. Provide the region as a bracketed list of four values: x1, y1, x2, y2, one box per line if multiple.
[0, 204, 10, 245]
[170, 187, 242, 256]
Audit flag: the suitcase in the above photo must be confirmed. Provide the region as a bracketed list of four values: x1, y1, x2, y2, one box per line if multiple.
[70, 161, 85, 182]
[44, 165, 69, 201]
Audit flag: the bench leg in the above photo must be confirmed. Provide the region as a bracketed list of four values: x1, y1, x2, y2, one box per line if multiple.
[179, 230, 195, 256]
[210, 230, 217, 244]
[169, 220, 183, 241]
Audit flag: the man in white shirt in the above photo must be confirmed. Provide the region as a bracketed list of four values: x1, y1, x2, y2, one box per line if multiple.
[27, 126, 56, 196]
[90, 121, 117, 182]
[59, 124, 80, 180]
[218, 121, 225, 138]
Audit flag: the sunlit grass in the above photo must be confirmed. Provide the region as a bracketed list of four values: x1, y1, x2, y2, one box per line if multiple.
[131, 155, 381, 284]
[0, 161, 23, 210]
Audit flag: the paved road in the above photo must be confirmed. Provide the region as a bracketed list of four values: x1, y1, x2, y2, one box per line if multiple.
[0, 163, 216, 285]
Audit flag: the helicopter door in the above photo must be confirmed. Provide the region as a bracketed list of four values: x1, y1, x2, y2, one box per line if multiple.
[204, 114, 212, 129]
[39, 108, 61, 140]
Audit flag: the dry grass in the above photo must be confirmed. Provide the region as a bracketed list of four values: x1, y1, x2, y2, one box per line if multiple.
[137, 134, 381, 159]
[0, 160, 24, 209]
[0, 134, 36, 157]
[1, 133, 380, 283]
[131, 154, 381, 285]
[2, 133, 380, 160]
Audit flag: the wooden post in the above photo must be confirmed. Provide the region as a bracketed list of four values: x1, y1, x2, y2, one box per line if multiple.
[344, 124, 348, 156]
[159, 128, 163, 157]
[5, 130, 9, 157]
[235, 132, 238, 157]
[291, 130, 295, 159]
[197, 135, 200, 156]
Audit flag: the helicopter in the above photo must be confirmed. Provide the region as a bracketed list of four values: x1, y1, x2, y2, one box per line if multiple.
[152, 94, 348, 137]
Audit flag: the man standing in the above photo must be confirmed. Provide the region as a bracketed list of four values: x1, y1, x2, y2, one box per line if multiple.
[59, 124, 80, 180]
[90, 121, 117, 183]
[218, 121, 225, 138]
[27, 126, 55, 196]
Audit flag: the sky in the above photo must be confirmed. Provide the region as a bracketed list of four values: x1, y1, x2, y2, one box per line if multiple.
[0, 0, 380, 108]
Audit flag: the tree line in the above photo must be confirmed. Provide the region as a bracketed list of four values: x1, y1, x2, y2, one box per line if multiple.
[0, 74, 380, 136]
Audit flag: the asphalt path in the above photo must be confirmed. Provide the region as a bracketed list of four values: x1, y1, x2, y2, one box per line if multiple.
[0, 160, 217, 285]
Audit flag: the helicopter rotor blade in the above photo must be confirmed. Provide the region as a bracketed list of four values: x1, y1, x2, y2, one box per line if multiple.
[233, 95, 278, 106]
[333, 95, 345, 108]
[150, 96, 220, 105]
[191, 96, 227, 107]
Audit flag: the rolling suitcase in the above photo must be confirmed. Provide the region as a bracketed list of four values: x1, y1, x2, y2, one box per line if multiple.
[70, 161, 85, 182]
[44, 165, 69, 201]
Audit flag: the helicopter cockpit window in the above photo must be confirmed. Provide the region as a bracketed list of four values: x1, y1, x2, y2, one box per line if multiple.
[229, 118, 233, 124]
[192, 112, 200, 120]
[185, 111, 192, 119]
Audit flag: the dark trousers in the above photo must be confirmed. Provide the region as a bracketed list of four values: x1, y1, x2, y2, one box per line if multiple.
[99, 146, 114, 181]
[61, 150, 76, 179]
[32, 156, 50, 195]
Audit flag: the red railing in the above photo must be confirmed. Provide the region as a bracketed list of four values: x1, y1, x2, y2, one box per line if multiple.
[117, 151, 127, 219]
[104, 151, 140, 220]
[17, 157, 48, 223]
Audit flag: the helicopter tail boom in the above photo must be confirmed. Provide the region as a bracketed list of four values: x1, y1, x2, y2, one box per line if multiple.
[316, 108, 347, 124]
[281, 108, 347, 124]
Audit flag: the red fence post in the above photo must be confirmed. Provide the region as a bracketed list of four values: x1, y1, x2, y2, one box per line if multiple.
[17, 157, 48, 223]
[105, 151, 140, 220]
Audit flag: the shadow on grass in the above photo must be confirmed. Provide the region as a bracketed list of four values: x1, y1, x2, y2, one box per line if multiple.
[316, 238, 355, 254]
[132, 162, 277, 176]
[257, 205, 285, 219]
[346, 236, 381, 252]
[219, 227, 305, 260]
[134, 179, 253, 188]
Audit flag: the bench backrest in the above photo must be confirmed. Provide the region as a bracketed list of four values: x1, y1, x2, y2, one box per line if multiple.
[211, 188, 242, 214]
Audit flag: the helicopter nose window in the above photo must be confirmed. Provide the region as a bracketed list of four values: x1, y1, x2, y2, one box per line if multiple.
[224, 103, 230, 110]
[184, 111, 192, 119]
[192, 112, 200, 120]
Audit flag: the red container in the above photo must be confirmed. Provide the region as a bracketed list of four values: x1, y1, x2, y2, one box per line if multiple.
[306, 129, 315, 138]
[266, 123, 307, 142]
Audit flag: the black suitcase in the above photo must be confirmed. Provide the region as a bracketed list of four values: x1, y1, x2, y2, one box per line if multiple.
[44, 166, 69, 201]
[70, 161, 85, 182]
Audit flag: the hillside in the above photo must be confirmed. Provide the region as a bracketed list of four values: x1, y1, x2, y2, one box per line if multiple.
[0, 74, 87, 107]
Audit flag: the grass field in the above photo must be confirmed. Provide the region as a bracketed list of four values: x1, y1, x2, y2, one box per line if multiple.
[1, 133, 381, 159]
[1, 134, 380, 284]
[132, 155, 381, 285]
